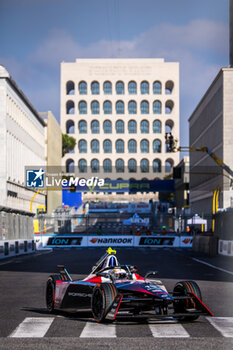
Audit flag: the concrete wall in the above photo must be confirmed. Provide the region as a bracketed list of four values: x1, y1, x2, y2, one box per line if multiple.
[192, 236, 218, 256]
[215, 209, 233, 240]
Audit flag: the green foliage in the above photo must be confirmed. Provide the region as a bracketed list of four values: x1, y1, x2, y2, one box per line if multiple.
[62, 134, 76, 157]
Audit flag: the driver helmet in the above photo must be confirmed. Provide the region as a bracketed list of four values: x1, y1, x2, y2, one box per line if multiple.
[113, 268, 128, 280]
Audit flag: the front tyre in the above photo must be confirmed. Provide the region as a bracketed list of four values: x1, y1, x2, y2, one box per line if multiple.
[173, 280, 202, 321]
[91, 283, 117, 323]
[46, 274, 60, 313]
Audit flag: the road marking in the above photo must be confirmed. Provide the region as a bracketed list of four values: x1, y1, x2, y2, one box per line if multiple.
[206, 317, 233, 337]
[149, 320, 190, 338]
[9, 317, 54, 338]
[192, 258, 233, 276]
[80, 320, 116, 338]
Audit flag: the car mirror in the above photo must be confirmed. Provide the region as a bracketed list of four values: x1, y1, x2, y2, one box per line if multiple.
[144, 271, 158, 279]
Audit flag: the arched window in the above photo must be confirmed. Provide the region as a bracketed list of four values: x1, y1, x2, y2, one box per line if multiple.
[116, 139, 124, 153]
[153, 159, 161, 173]
[153, 139, 161, 153]
[66, 81, 74, 95]
[116, 81, 124, 94]
[78, 101, 87, 114]
[116, 101, 124, 114]
[91, 159, 99, 173]
[91, 101, 99, 114]
[91, 81, 99, 95]
[103, 120, 112, 133]
[140, 120, 149, 133]
[165, 159, 174, 173]
[141, 159, 149, 172]
[66, 120, 74, 134]
[116, 159, 124, 173]
[128, 159, 136, 173]
[91, 120, 99, 134]
[153, 100, 161, 114]
[78, 140, 87, 153]
[66, 100, 74, 114]
[116, 120, 124, 133]
[66, 159, 74, 173]
[165, 100, 174, 114]
[165, 80, 174, 94]
[128, 81, 137, 94]
[78, 120, 87, 134]
[128, 139, 137, 153]
[128, 120, 137, 133]
[141, 81, 149, 94]
[141, 100, 149, 114]
[153, 81, 161, 94]
[153, 120, 161, 133]
[103, 159, 112, 173]
[91, 139, 99, 153]
[103, 81, 112, 94]
[79, 81, 87, 95]
[78, 159, 87, 173]
[165, 119, 174, 133]
[140, 139, 149, 153]
[103, 101, 112, 114]
[103, 139, 112, 153]
[128, 100, 137, 114]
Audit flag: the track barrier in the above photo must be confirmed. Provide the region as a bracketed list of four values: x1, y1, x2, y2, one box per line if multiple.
[0, 239, 35, 259]
[35, 234, 193, 249]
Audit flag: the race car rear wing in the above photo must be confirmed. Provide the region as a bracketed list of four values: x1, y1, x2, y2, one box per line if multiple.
[57, 265, 72, 281]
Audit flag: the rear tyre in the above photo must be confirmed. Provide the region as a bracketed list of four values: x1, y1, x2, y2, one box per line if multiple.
[91, 283, 117, 323]
[46, 274, 60, 313]
[173, 280, 202, 321]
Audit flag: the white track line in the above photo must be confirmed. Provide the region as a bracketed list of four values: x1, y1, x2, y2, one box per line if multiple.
[192, 258, 233, 276]
[9, 317, 54, 338]
[149, 320, 189, 338]
[206, 317, 233, 337]
[80, 320, 116, 338]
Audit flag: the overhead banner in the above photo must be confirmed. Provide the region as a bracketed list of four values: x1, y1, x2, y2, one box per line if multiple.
[74, 179, 175, 193]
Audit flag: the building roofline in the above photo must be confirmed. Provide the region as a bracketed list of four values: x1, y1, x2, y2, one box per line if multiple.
[0, 67, 46, 127]
[188, 67, 233, 123]
[60, 58, 179, 64]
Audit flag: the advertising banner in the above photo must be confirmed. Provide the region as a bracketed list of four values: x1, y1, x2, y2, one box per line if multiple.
[46, 236, 88, 247]
[40, 235, 193, 249]
[88, 236, 134, 247]
[134, 236, 179, 247]
[179, 236, 193, 248]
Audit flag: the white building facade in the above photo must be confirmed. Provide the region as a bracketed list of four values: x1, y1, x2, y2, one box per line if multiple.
[189, 68, 233, 214]
[0, 65, 46, 215]
[61, 58, 179, 199]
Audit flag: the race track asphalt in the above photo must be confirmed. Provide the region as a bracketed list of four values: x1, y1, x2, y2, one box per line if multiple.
[0, 247, 233, 350]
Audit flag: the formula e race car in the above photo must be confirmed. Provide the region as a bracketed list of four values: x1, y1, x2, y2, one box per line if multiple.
[46, 248, 213, 322]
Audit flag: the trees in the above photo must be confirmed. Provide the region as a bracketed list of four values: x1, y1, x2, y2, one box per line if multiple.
[62, 134, 76, 157]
